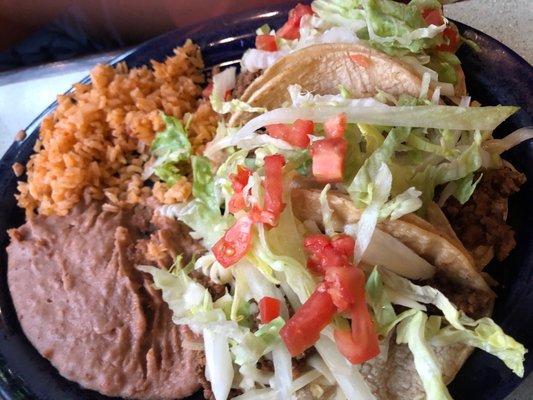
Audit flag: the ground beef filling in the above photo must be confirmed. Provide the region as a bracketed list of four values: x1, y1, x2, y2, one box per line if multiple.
[233, 70, 262, 99]
[425, 271, 493, 319]
[443, 167, 526, 261]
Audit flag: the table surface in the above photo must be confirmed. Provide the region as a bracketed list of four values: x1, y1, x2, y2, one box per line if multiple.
[0, 1, 531, 399]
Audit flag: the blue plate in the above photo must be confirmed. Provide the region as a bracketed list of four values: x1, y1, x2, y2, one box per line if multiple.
[0, 3, 531, 399]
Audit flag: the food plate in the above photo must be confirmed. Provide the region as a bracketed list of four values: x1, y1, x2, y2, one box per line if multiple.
[0, 3, 531, 399]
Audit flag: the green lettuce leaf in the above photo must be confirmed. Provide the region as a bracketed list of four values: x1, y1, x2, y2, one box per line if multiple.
[151, 115, 192, 184]
[396, 311, 453, 400]
[191, 155, 219, 211]
[431, 318, 527, 377]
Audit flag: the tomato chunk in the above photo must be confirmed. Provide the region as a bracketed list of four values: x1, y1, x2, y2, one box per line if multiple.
[212, 216, 254, 268]
[277, 3, 313, 40]
[259, 296, 281, 323]
[330, 234, 355, 258]
[304, 234, 348, 274]
[333, 267, 380, 364]
[421, 8, 444, 26]
[333, 325, 379, 365]
[311, 137, 347, 183]
[324, 266, 360, 311]
[256, 35, 278, 52]
[263, 154, 286, 222]
[280, 288, 336, 356]
[324, 113, 347, 138]
[228, 193, 246, 213]
[437, 26, 460, 52]
[228, 166, 252, 213]
[249, 205, 277, 226]
[266, 119, 312, 148]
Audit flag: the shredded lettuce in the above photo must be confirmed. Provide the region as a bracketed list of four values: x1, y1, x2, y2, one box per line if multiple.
[319, 184, 335, 236]
[452, 172, 482, 204]
[137, 265, 207, 320]
[232, 317, 285, 366]
[150, 115, 192, 184]
[378, 268, 527, 377]
[315, 335, 376, 400]
[430, 318, 527, 377]
[191, 155, 219, 211]
[204, 327, 235, 400]
[396, 311, 453, 400]
[235, 104, 518, 136]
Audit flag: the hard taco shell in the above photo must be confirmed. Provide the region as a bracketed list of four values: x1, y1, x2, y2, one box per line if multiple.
[230, 43, 466, 126]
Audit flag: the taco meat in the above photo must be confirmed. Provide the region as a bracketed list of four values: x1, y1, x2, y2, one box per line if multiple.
[7, 203, 207, 399]
[443, 167, 526, 263]
[234, 70, 262, 99]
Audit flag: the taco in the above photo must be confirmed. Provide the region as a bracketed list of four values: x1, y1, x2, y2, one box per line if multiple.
[290, 187, 493, 398]
[234, 0, 469, 118]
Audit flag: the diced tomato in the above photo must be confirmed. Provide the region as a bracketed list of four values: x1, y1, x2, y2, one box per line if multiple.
[249, 205, 277, 226]
[266, 123, 290, 140]
[324, 266, 361, 311]
[266, 119, 312, 148]
[277, 3, 313, 40]
[256, 35, 278, 52]
[231, 166, 252, 192]
[437, 26, 460, 53]
[333, 325, 379, 365]
[280, 288, 337, 356]
[333, 266, 380, 364]
[324, 113, 347, 139]
[212, 216, 254, 268]
[259, 296, 281, 323]
[330, 234, 355, 259]
[263, 154, 286, 222]
[290, 119, 314, 147]
[311, 137, 347, 183]
[349, 54, 371, 68]
[228, 166, 252, 213]
[303, 234, 350, 275]
[421, 8, 444, 26]
[228, 192, 246, 213]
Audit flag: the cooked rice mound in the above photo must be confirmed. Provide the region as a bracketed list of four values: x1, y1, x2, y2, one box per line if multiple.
[17, 40, 218, 216]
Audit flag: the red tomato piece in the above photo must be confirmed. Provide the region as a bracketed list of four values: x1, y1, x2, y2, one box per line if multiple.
[330, 234, 355, 258]
[324, 266, 361, 311]
[311, 137, 347, 183]
[290, 119, 313, 148]
[280, 288, 337, 356]
[263, 154, 286, 222]
[266, 120, 312, 148]
[333, 326, 379, 365]
[277, 3, 313, 40]
[349, 54, 371, 68]
[324, 113, 347, 139]
[437, 26, 460, 52]
[333, 266, 379, 364]
[421, 8, 444, 26]
[231, 166, 252, 192]
[228, 192, 246, 213]
[255, 35, 278, 52]
[303, 234, 350, 275]
[249, 205, 277, 226]
[259, 296, 281, 323]
[212, 216, 254, 268]
[266, 123, 290, 140]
